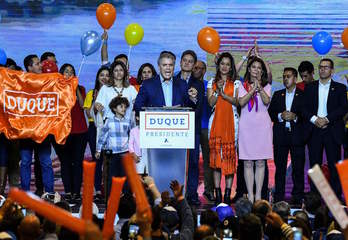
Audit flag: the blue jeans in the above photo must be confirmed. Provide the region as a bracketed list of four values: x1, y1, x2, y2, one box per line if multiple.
[20, 138, 54, 192]
[186, 134, 200, 200]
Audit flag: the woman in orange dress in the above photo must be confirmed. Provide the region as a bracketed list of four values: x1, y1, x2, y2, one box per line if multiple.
[207, 52, 240, 205]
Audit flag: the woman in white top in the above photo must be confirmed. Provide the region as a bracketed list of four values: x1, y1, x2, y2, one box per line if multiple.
[94, 61, 138, 123]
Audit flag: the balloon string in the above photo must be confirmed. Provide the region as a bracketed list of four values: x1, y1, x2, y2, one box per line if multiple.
[127, 45, 132, 70]
[78, 55, 86, 77]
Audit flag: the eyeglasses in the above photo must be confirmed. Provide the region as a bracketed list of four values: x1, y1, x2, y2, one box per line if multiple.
[319, 65, 331, 70]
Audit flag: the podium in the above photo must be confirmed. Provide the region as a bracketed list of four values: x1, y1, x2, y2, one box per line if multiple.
[139, 107, 195, 193]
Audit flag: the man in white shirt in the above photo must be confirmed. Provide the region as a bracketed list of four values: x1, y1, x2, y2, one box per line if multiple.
[303, 58, 348, 198]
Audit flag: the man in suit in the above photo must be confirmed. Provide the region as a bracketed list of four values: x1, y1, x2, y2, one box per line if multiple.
[175, 50, 204, 205]
[303, 58, 348, 197]
[134, 51, 197, 112]
[268, 67, 305, 204]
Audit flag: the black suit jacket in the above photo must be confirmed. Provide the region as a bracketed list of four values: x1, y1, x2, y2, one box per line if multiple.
[268, 88, 305, 146]
[175, 72, 204, 132]
[302, 80, 348, 145]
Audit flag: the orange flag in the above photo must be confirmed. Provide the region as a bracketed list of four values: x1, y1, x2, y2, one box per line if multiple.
[0, 67, 78, 144]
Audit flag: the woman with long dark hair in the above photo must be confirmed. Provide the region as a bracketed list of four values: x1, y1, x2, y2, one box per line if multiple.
[53, 63, 88, 202]
[83, 66, 110, 201]
[94, 61, 137, 122]
[135, 63, 157, 91]
[238, 57, 272, 203]
[207, 52, 240, 205]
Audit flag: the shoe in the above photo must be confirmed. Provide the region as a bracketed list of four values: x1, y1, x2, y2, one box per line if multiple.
[215, 188, 222, 206]
[224, 188, 231, 205]
[94, 193, 104, 203]
[35, 189, 43, 197]
[203, 191, 215, 202]
[64, 193, 72, 203]
[73, 193, 81, 204]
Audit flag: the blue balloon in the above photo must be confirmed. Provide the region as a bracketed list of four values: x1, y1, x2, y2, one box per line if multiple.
[0, 48, 7, 65]
[80, 30, 102, 56]
[312, 31, 333, 55]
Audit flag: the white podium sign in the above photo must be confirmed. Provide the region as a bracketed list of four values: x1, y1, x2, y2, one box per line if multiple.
[140, 111, 195, 149]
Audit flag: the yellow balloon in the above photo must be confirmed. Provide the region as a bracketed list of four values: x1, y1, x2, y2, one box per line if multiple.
[124, 23, 144, 46]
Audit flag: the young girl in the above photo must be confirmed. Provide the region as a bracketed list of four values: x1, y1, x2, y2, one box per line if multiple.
[128, 116, 148, 173]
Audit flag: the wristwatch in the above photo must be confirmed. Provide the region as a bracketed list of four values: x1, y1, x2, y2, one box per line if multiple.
[242, 55, 248, 61]
[213, 91, 219, 97]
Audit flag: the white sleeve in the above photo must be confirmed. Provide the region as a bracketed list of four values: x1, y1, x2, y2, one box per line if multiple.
[129, 85, 138, 104]
[95, 85, 108, 107]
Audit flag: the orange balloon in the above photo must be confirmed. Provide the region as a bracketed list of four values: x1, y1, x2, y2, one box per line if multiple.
[96, 3, 116, 30]
[342, 27, 348, 50]
[197, 27, 220, 54]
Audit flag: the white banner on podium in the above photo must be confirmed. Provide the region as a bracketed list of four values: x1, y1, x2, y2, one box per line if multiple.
[140, 111, 195, 149]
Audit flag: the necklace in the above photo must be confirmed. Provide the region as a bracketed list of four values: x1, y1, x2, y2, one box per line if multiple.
[113, 86, 124, 97]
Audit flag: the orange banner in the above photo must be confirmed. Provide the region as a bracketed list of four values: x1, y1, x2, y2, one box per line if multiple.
[0, 67, 78, 144]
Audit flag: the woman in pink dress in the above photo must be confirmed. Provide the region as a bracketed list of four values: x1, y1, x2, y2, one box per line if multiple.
[238, 57, 272, 202]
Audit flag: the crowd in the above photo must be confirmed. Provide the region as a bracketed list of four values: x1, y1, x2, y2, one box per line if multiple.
[1, 175, 348, 239]
[0, 32, 348, 239]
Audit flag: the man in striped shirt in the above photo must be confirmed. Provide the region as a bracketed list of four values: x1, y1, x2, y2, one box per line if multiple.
[95, 96, 131, 198]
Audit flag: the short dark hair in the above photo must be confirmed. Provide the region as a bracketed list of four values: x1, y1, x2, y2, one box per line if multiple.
[181, 50, 197, 64]
[272, 201, 290, 222]
[5, 58, 17, 68]
[114, 54, 128, 63]
[283, 67, 298, 78]
[320, 58, 334, 69]
[109, 96, 130, 114]
[118, 193, 135, 219]
[23, 54, 38, 71]
[200, 209, 219, 230]
[59, 63, 76, 76]
[239, 214, 263, 240]
[235, 197, 253, 218]
[158, 51, 176, 65]
[40, 52, 56, 62]
[298, 61, 314, 74]
[303, 192, 322, 215]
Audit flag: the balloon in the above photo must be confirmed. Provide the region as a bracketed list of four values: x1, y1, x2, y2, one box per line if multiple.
[81, 161, 96, 221]
[103, 177, 126, 239]
[124, 23, 144, 46]
[80, 30, 102, 56]
[197, 27, 220, 54]
[96, 3, 116, 30]
[341, 27, 348, 50]
[312, 31, 333, 55]
[42, 60, 58, 73]
[0, 48, 7, 66]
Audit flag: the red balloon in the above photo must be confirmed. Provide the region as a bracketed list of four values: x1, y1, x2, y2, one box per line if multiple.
[342, 27, 348, 50]
[42, 60, 58, 73]
[96, 3, 116, 30]
[197, 27, 220, 54]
